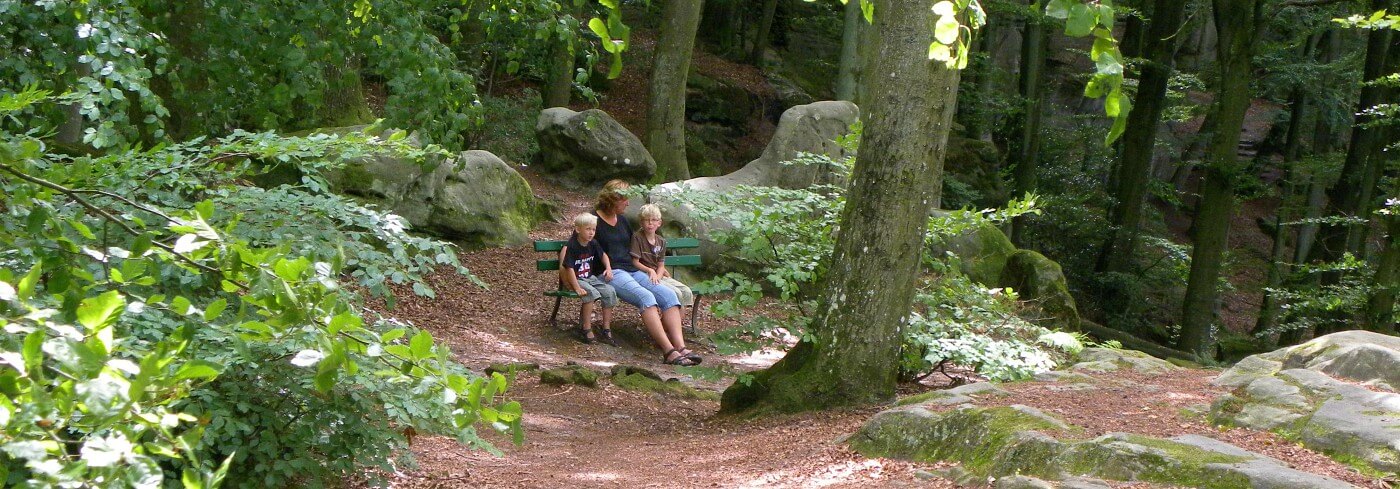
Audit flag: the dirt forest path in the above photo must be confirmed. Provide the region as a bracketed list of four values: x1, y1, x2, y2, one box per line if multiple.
[372, 169, 1383, 489]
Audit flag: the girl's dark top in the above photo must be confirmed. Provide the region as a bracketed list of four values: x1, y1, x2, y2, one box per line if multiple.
[592, 210, 638, 272]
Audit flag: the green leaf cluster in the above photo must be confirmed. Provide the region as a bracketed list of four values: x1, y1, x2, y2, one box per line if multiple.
[0, 91, 518, 488]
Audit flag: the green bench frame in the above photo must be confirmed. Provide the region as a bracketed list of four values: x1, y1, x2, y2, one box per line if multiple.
[536, 237, 705, 335]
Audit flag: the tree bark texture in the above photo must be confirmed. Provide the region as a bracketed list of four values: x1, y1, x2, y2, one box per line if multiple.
[645, 0, 705, 182]
[1009, 0, 1048, 245]
[1177, 0, 1259, 358]
[544, 36, 575, 108]
[1316, 0, 1392, 266]
[1095, 0, 1188, 273]
[835, 0, 863, 101]
[1295, 30, 1341, 266]
[720, 0, 960, 415]
[1365, 215, 1400, 333]
[749, 0, 780, 65]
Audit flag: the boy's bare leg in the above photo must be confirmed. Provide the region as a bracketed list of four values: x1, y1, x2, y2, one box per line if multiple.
[579, 301, 595, 338]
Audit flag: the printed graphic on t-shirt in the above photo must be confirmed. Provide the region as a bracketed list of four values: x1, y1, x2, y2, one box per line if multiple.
[573, 255, 593, 279]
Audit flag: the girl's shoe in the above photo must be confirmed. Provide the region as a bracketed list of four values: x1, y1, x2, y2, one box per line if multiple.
[598, 328, 618, 347]
[662, 349, 698, 366]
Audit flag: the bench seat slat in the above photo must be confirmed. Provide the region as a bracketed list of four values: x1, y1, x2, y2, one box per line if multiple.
[544, 290, 580, 298]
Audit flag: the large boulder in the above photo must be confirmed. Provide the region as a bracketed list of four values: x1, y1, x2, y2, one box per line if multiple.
[535, 108, 655, 182]
[1210, 331, 1400, 475]
[427, 151, 541, 247]
[321, 126, 542, 249]
[943, 135, 1007, 208]
[851, 404, 1354, 488]
[998, 250, 1082, 330]
[687, 72, 757, 126]
[643, 101, 860, 273]
[927, 213, 1017, 285]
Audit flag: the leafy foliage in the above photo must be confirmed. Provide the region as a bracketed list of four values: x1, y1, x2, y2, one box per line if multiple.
[0, 92, 519, 487]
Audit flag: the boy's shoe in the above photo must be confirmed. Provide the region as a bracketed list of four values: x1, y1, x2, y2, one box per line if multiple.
[598, 328, 618, 347]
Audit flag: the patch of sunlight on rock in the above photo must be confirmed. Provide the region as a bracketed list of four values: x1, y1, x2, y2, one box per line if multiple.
[584, 360, 617, 368]
[736, 350, 786, 368]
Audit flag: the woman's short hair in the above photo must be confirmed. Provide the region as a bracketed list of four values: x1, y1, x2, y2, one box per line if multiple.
[573, 212, 598, 229]
[595, 179, 630, 212]
[639, 203, 662, 221]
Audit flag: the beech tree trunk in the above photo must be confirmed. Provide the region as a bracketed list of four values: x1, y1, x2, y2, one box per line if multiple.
[1365, 214, 1400, 333]
[1294, 30, 1341, 267]
[1095, 0, 1188, 273]
[1254, 76, 1312, 338]
[720, 0, 960, 415]
[1315, 0, 1392, 267]
[835, 0, 862, 101]
[645, 0, 705, 182]
[749, 0, 780, 65]
[1177, 0, 1259, 358]
[1009, 0, 1047, 245]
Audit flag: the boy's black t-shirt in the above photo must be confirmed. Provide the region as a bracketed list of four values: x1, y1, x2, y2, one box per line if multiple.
[592, 211, 638, 272]
[562, 237, 608, 279]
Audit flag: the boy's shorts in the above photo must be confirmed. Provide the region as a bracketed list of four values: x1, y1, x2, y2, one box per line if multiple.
[660, 277, 694, 307]
[578, 276, 619, 307]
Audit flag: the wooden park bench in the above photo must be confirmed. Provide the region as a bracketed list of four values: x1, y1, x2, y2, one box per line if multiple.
[535, 237, 705, 335]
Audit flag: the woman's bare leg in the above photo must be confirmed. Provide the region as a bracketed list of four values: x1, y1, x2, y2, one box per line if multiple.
[661, 306, 686, 351]
[640, 306, 676, 353]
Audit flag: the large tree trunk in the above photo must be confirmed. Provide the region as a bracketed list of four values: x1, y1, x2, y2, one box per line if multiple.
[835, 0, 862, 101]
[1094, 0, 1189, 273]
[645, 0, 705, 182]
[1294, 30, 1342, 267]
[749, 0, 780, 65]
[1177, 0, 1259, 358]
[720, 0, 960, 415]
[1009, 0, 1047, 245]
[545, 2, 587, 108]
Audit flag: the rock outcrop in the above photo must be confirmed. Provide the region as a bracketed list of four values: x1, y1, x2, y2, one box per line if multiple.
[851, 404, 1354, 488]
[1210, 331, 1400, 475]
[319, 126, 543, 249]
[535, 108, 656, 182]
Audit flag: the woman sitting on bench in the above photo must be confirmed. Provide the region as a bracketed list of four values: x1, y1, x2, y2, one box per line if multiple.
[590, 179, 702, 366]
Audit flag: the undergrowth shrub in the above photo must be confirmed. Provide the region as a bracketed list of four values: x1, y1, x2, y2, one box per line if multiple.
[0, 91, 518, 488]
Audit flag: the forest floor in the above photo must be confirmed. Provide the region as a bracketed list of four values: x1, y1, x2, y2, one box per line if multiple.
[365, 170, 1386, 489]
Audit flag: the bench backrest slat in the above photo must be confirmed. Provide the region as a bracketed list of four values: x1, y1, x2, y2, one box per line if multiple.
[535, 237, 699, 253]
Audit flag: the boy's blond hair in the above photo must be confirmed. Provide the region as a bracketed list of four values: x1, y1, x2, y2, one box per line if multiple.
[638, 203, 662, 221]
[574, 213, 598, 229]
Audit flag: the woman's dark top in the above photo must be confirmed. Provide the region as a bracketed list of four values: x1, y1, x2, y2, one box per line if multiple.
[592, 210, 638, 272]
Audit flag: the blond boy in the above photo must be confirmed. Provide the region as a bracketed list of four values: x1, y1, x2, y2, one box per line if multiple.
[560, 213, 618, 345]
[629, 204, 695, 307]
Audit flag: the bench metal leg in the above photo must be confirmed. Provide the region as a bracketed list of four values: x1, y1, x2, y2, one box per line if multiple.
[689, 295, 702, 336]
[549, 295, 562, 328]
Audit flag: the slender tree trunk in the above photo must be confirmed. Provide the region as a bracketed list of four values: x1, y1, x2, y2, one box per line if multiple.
[1315, 0, 1392, 268]
[1094, 0, 1188, 273]
[1295, 30, 1341, 266]
[1354, 34, 1400, 252]
[1120, 0, 1148, 60]
[720, 0, 961, 415]
[544, 39, 575, 108]
[749, 0, 780, 65]
[835, 0, 863, 101]
[1365, 214, 1400, 333]
[1253, 37, 1318, 339]
[1177, 0, 1259, 358]
[1009, 0, 1047, 245]
[645, 0, 705, 182]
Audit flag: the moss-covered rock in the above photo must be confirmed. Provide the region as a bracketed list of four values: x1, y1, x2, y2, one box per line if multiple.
[998, 250, 1082, 331]
[927, 214, 1017, 285]
[484, 362, 540, 377]
[851, 405, 1353, 488]
[942, 135, 1006, 208]
[534, 107, 656, 183]
[610, 367, 719, 401]
[1071, 348, 1178, 375]
[539, 364, 599, 387]
[896, 382, 1009, 406]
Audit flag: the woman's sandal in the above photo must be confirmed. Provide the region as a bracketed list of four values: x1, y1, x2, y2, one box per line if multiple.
[662, 349, 699, 366]
[675, 348, 702, 364]
[598, 328, 618, 347]
[577, 327, 597, 345]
